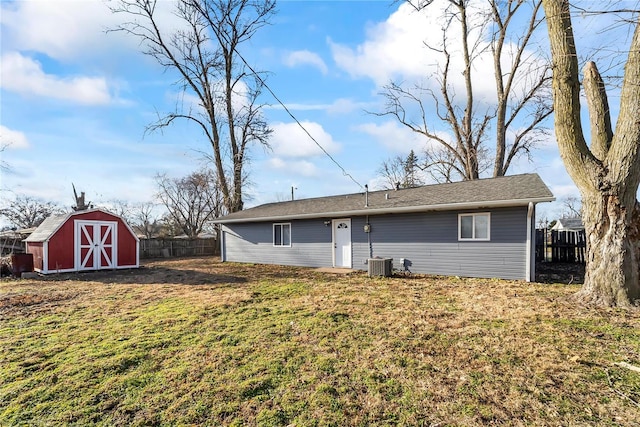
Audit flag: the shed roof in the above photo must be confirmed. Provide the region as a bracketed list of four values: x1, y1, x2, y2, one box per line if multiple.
[24, 208, 137, 242]
[215, 173, 554, 224]
[24, 213, 69, 242]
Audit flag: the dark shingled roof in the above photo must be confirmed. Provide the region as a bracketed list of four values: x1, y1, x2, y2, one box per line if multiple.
[553, 217, 584, 231]
[215, 173, 554, 224]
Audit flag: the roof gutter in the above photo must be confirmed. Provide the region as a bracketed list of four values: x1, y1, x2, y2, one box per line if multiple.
[213, 196, 555, 224]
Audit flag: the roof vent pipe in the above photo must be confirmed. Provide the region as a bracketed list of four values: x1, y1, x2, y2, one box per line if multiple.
[364, 184, 369, 207]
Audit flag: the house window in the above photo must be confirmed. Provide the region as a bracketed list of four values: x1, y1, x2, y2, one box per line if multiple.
[273, 223, 291, 247]
[459, 213, 490, 241]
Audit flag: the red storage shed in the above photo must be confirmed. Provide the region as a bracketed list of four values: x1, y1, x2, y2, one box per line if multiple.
[25, 209, 139, 274]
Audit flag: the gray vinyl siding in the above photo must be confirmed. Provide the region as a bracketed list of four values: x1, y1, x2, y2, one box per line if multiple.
[351, 207, 528, 280]
[222, 206, 530, 280]
[222, 219, 333, 267]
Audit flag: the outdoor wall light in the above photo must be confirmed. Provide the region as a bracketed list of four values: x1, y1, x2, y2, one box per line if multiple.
[324, 220, 331, 226]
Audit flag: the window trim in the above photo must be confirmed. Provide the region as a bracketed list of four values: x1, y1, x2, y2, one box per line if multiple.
[273, 223, 292, 247]
[458, 212, 491, 241]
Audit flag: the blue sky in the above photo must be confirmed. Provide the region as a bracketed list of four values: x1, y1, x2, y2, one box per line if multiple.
[0, 0, 634, 224]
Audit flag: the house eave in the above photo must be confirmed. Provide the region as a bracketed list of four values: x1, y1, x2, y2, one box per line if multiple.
[214, 196, 555, 224]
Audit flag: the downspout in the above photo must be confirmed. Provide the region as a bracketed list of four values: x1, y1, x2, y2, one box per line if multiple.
[43, 241, 49, 274]
[366, 215, 372, 259]
[365, 187, 372, 259]
[218, 224, 226, 262]
[526, 202, 534, 282]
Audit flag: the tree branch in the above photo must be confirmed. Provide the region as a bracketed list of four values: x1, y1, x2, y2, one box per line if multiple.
[582, 61, 613, 161]
[542, 0, 601, 190]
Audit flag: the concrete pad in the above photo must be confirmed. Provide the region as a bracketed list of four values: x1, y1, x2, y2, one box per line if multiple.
[314, 267, 356, 274]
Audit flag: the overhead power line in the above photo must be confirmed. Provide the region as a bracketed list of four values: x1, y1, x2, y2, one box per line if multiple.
[232, 48, 365, 191]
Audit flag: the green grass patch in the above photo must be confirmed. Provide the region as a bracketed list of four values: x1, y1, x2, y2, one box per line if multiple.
[1, 258, 639, 426]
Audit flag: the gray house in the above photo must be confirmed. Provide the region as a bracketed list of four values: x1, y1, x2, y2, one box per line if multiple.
[214, 174, 554, 281]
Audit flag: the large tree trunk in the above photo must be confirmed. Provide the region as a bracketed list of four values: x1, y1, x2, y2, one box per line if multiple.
[576, 193, 640, 307]
[543, 0, 640, 307]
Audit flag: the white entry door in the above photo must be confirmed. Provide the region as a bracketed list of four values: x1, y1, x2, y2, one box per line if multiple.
[333, 219, 352, 268]
[75, 221, 117, 271]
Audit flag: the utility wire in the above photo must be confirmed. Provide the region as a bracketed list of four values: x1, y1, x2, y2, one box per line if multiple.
[232, 48, 365, 191]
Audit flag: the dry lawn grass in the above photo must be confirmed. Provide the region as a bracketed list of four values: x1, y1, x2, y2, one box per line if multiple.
[1, 257, 639, 426]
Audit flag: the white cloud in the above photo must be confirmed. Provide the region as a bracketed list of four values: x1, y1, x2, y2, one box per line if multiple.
[0, 0, 183, 62]
[0, 52, 114, 105]
[0, 126, 30, 149]
[330, 0, 547, 105]
[550, 184, 579, 199]
[267, 158, 319, 177]
[329, 2, 434, 86]
[1, 0, 118, 61]
[283, 50, 328, 75]
[355, 120, 437, 153]
[266, 97, 370, 115]
[270, 121, 340, 158]
[326, 98, 369, 115]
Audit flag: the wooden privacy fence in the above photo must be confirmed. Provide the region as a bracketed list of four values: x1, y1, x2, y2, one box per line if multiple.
[536, 229, 586, 263]
[139, 238, 219, 259]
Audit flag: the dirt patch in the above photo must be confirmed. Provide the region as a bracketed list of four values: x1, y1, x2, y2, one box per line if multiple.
[18, 257, 249, 286]
[536, 261, 585, 284]
[0, 291, 77, 310]
[37, 265, 247, 286]
[9, 257, 588, 285]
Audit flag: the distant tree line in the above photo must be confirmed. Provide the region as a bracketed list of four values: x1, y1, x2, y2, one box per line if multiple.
[0, 168, 225, 239]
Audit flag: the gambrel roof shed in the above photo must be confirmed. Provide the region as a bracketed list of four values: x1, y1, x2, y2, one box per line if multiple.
[25, 208, 139, 274]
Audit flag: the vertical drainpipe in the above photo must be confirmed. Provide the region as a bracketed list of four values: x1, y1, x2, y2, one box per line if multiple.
[366, 215, 372, 259]
[365, 186, 371, 259]
[526, 202, 534, 282]
[218, 224, 225, 262]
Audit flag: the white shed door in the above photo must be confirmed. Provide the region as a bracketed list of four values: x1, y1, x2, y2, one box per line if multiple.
[333, 219, 352, 268]
[75, 221, 117, 270]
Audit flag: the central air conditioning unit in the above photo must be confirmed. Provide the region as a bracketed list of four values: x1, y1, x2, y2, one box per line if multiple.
[368, 258, 392, 277]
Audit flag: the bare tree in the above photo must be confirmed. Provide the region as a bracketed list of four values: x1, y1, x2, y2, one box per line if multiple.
[542, 0, 640, 307]
[99, 199, 132, 222]
[378, 0, 552, 181]
[111, 0, 274, 213]
[423, 144, 467, 183]
[96, 199, 164, 237]
[155, 168, 225, 238]
[377, 149, 425, 189]
[560, 195, 582, 219]
[131, 202, 164, 238]
[0, 195, 62, 229]
[536, 215, 549, 229]
[159, 214, 184, 238]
